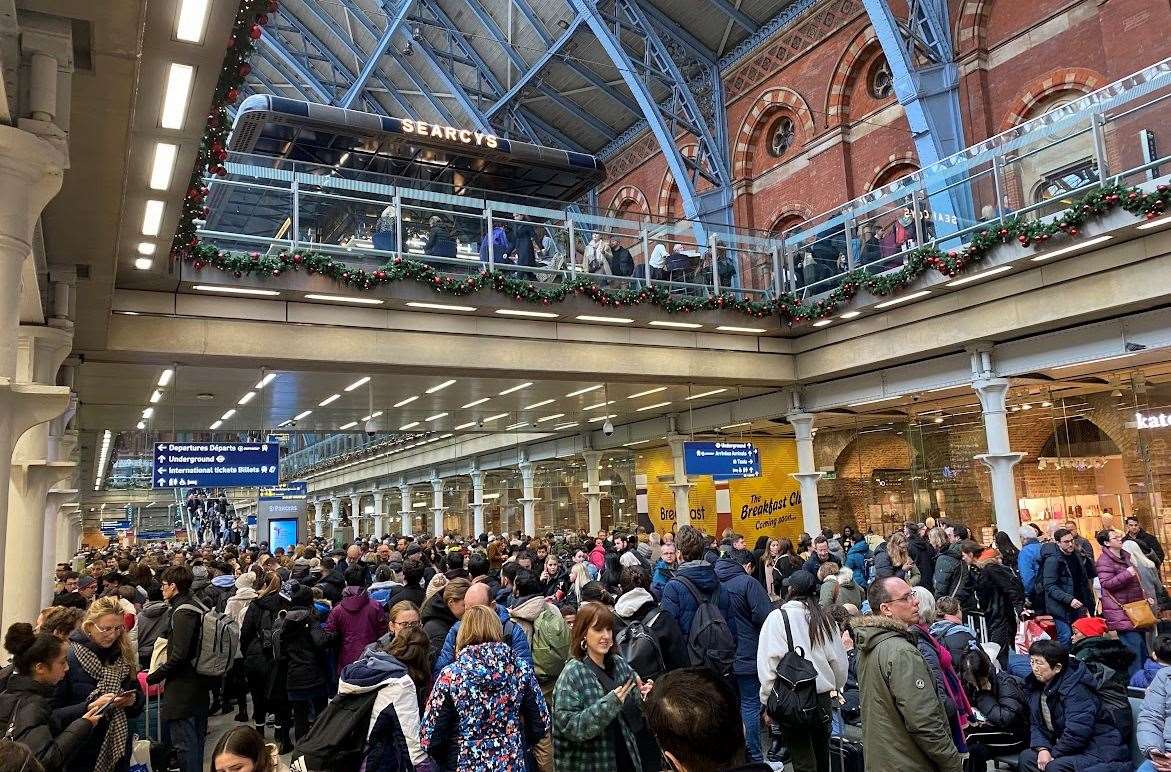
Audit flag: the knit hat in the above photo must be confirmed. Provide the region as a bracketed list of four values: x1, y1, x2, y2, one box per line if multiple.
[77, 575, 96, 589]
[636, 543, 652, 559]
[977, 548, 1000, 564]
[235, 573, 255, 591]
[782, 569, 818, 596]
[309, 557, 322, 574]
[1072, 616, 1108, 638]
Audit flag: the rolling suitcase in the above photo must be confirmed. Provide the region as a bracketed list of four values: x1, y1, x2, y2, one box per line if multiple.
[829, 736, 863, 772]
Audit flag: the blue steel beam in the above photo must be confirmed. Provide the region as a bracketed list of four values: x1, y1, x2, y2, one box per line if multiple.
[484, 18, 583, 118]
[340, 0, 414, 108]
[633, 0, 717, 65]
[705, 0, 759, 33]
[248, 61, 311, 101]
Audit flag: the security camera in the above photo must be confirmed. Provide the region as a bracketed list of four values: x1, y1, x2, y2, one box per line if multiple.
[476, 418, 485, 429]
[364, 416, 383, 436]
[288, 421, 297, 429]
[602, 419, 614, 437]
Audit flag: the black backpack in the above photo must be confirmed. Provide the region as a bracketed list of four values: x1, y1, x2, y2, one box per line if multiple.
[292, 690, 379, 771]
[616, 610, 667, 680]
[764, 608, 822, 731]
[676, 576, 735, 679]
[1083, 661, 1133, 737]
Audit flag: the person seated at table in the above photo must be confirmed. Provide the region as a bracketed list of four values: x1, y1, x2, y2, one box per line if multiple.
[649, 241, 669, 280]
[608, 238, 635, 278]
[423, 216, 457, 259]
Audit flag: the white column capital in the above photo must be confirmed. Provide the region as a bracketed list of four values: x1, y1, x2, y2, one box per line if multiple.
[972, 377, 1010, 412]
[786, 411, 816, 441]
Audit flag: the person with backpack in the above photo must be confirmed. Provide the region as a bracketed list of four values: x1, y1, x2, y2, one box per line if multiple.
[843, 534, 870, 590]
[128, 585, 169, 672]
[273, 586, 330, 753]
[756, 570, 847, 772]
[927, 596, 980, 667]
[144, 564, 210, 772]
[507, 571, 570, 699]
[1020, 639, 1131, 772]
[240, 572, 288, 735]
[1039, 529, 1098, 647]
[715, 548, 775, 763]
[614, 565, 688, 681]
[660, 526, 732, 670]
[433, 582, 533, 674]
[324, 568, 387, 673]
[973, 547, 1026, 668]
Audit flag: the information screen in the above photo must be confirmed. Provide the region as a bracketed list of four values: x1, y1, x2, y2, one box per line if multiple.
[268, 518, 299, 552]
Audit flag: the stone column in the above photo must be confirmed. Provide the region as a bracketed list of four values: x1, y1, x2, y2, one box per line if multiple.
[788, 412, 824, 537]
[973, 377, 1026, 543]
[371, 490, 385, 538]
[309, 500, 323, 537]
[329, 496, 341, 538]
[41, 484, 75, 606]
[430, 476, 445, 537]
[470, 470, 486, 537]
[399, 483, 413, 537]
[582, 450, 604, 534]
[350, 493, 362, 536]
[518, 461, 537, 536]
[666, 436, 693, 527]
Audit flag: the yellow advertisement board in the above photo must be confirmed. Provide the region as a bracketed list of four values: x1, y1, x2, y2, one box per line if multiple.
[636, 437, 805, 542]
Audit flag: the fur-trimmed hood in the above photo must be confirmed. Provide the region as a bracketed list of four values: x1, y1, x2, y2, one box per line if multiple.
[852, 614, 915, 654]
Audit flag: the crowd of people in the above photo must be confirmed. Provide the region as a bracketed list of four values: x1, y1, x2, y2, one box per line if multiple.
[3, 514, 1171, 772]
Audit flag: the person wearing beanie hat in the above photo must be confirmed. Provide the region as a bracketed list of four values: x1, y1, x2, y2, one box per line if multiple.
[1069, 616, 1134, 688]
[972, 545, 1026, 668]
[273, 584, 329, 751]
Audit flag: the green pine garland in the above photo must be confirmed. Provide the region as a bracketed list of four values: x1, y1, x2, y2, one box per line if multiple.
[170, 3, 1171, 323]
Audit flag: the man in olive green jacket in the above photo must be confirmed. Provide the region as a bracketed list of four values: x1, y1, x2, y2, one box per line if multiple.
[854, 577, 963, 772]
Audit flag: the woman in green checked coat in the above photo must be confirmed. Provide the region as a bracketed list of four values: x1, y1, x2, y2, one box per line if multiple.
[552, 601, 654, 772]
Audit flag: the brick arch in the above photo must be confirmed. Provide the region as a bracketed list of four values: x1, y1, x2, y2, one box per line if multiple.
[608, 185, 650, 218]
[868, 153, 920, 191]
[999, 67, 1105, 131]
[732, 87, 817, 181]
[954, 0, 992, 53]
[656, 145, 698, 217]
[766, 203, 812, 235]
[826, 29, 881, 127]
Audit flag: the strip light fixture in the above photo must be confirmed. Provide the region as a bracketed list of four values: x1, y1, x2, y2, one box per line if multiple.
[566, 385, 603, 397]
[142, 200, 165, 236]
[499, 382, 532, 395]
[174, 0, 211, 42]
[426, 379, 456, 394]
[149, 142, 178, 190]
[524, 399, 555, 410]
[627, 387, 666, 399]
[160, 63, 194, 130]
[318, 394, 341, 406]
[461, 398, 490, 408]
[636, 401, 672, 412]
[345, 376, 370, 391]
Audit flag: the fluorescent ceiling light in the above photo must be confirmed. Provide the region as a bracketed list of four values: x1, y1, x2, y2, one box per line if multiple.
[160, 63, 194, 130]
[536, 413, 565, 423]
[811, 319, 833, 327]
[1052, 353, 1137, 370]
[406, 301, 477, 312]
[439, 433, 453, 439]
[318, 394, 341, 406]
[294, 410, 312, 420]
[175, 0, 211, 42]
[566, 385, 603, 397]
[583, 400, 616, 410]
[142, 200, 165, 236]
[554, 422, 579, 430]
[461, 397, 490, 408]
[426, 379, 456, 394]
[393, 395, 419, 407]
[576, 315, 634, 324]
[588, 414, 618, 422]
[209, 420, 222, 430]
[149, 389, 163, 403]
[134, 258, 153, 271]
[946, 264, 1013, 287]
[399, 421, 420, 430]
[1138, 214, 1171, 230]
[839, 310, 861, 319]
[149, 142, 178, 190]
[344, 376, 370, 392]
[505, 421, 529, 430]
[339, 421, 358, 430]
[499, 382, 532, 395]
[136, 421, 146, 430]
[649, 320, 702, 329]
[360, 411, 383, 421]
[237, 391, 256, 405]
[483, 413, 508, 422]
[716, 325, 768, 333]
[220, 409, 236, 420]
[495, 309, 559, 318]
[192, 285, 280, 296]
[454, 421, 477, 430]
[304, 294, 384, 305]
[874, 290, 931, 309]
[137, 242, 156, 255]
[255, 373, 276, 389]
[336, 152, 351, 166]
[425, 413, 448, 422]
[636, 401, 672, 412]
[622, 439, 649, 446]
[1030, 235, 1112, 261]
[849, 396, 901, 407]
[687, 388, 727, 400]
[142, 407, 154, 418]
[524, 399, 555, 410]
[628, 387, 666, 399]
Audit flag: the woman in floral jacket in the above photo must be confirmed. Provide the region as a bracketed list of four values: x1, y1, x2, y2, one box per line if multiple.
[421, 604, 548, 771]
[552, 601, 653, 772]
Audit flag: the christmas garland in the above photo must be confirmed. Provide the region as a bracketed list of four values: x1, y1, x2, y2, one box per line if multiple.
[169, 3, 1171, 322]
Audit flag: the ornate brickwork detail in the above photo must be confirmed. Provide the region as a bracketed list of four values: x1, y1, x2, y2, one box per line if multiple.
[732, 87, 818, 180]
[999, 67, 1105, 131]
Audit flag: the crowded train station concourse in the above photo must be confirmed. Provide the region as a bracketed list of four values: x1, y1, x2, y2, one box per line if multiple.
[2, 0, 1171, 770]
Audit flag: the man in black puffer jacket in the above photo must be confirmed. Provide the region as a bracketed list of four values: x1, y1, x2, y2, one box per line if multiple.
[933, 535, 979, 611]
[273, 586, 331, 752]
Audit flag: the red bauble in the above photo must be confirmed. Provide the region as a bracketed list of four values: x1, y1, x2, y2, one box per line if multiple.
[1069, 228, 1079, 236]
[238, 63, 252, 77]
[249, 24, 262, 40]
[271, 270, 280, 277]
[256, 14, 269, 26]
[1018, 235, 1029, 244]
[226, 87, 239, 104]
[292, 254, 303, 264]
[214, 166, 227, 178]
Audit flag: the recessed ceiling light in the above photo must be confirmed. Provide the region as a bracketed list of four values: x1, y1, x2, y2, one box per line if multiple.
[687, 388, 727, 400]
[554, 422, 579, 430]
[535, 413, 565, 423]
[425, 413, 448, 422]
[255, 373, 276, 389]
[220, 409, 236, 420]
[576, 315, 634, 324]
[583, 400, 616, 410]
[149, 389, 163, 403]
[524, 399, 555, 410]
[495, 309, 559, 318]
[136, 421, 146, 430]
[945, 264, 1013, 287]
[461, 397, 490, 408]
[318, 394, 341, 406]
[587, 414, 617, 422]
[344, 376, 370, 392]
[566, 385, 603, 397]
[393, 395, 419, 407]
[454, 421, 477, 430]
[160, 63, 194, 130]
[811, 319, 833, 327]
[142, 407, 154, 418]
[339, 421, 358, 430]
[294, 410, 312, 420]
[158, 369, 174, 387]
[483, 413, 509, 422]
[627, 387, 666, 399]
[137, 242, 156, 256]
[406, 301, 477, 312]
[142, 200, 165, 236]
[649, 320, 702, 329]
[192, 285, 280, 296]
[426, 379, 456, 394]
[636, 401, 672, 412]
[209, 420, 222, 430]
[134, 257, 153, 271]
[175, 0, 211, 42]
[399, 421, 420, 430]
[1029, 235, 1112, 261]
[499, 382, 532, 395]
[874, 290, 931, 309]
[840, 311, 862, 319]
[716, 325, 767, 333]
[933, 416, 944, 424]
[237, 391, 256, 405]
[848, 396, 901, 407]
[1138, 214, 1171, 230]
[622, 439, 649, 446]
[505, 421, 529, 430]
[303, 294, 384, 305]
[149, 142, 179, 190]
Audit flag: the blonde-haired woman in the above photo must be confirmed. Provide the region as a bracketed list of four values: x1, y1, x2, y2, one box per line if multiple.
[421, 605, 549, 771]
[54, 596, 144, 772]
[874, 531, 922, 586]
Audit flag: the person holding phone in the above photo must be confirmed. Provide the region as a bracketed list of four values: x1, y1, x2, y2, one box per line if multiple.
[1139, 664, 1171, 772]
[0, 623, 109, 772]
[552, 601, 655, 772]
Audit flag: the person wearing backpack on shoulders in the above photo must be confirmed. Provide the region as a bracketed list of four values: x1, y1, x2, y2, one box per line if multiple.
[434, 582, 533, 674]
[324, 567, 387, 673]
[614, 566, 688, 680]
[661, 525, 721, 640]
[274, 586, 329, 753]
[756, 570, 847, 772]
[144, 564, 209, 772]
[240, 572, 288, 734]
[928, 596, 980, 667]
[715, 548, 775, 764]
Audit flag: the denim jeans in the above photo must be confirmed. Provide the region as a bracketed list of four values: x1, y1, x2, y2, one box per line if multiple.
[1118, 629, 1148, 677]
[736, 672, 763, 762]
[164, 711, 209, 772]
[1053, 617, 1073, 648]
[1136, 761, 1157, 772]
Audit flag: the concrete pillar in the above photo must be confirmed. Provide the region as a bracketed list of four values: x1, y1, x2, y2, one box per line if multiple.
[350, 493, 361, 536]
[582, 450, 604, 534]
[399, 483, 413, 537]
[41, 485, 74, 606]
[371, 490, 385, 537]
[787, 412, 823, 537]
[430, 476, 445, 537]
[973, 377, 1026, 543]
[470, 470, 486, 537]
[309, 500, 323, 537]
[518, 461, 537, 536]
[666, 436, 693, 528]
